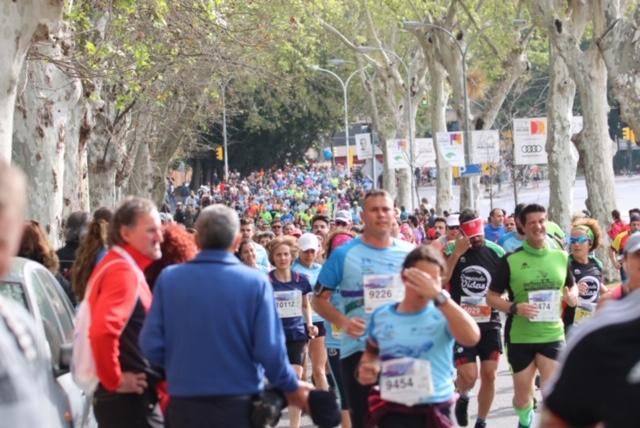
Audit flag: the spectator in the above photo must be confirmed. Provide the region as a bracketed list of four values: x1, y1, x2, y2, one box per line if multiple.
[71, 219, 109, 301]
[145, 223, 198, 290]
[57, 211, 89, 281]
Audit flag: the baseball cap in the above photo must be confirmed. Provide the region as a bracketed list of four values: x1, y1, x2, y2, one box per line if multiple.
[624, 233, 640, 255]
[446, 214, 460, 227]
[298, 233, 319, 251]
[334, 210, 351, 224]
[630, 213, 640, 223]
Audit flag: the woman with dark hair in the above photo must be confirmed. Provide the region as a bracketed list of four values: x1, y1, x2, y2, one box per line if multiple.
[357, 245, 479, 428]
[71, 219, 109, 301]
[235, 238, 269, 273]
[18, 220, 76, 305]
[145, 223, 198, 290]
[563, 218, 606, 332]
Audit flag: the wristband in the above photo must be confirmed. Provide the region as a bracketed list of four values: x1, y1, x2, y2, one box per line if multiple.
[509, 302, 518, 315]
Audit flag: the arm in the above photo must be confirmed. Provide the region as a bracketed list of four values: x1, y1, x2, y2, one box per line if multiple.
[89, 264, 139, 391]
[302, 294, 318, 338]
[487, 257, 539, 318]
[357, 340, 381, 385]
[139, 272, 166, 368]
[443, 236, 471, 284]
[562, 264, 578, 307]
[538, 408, 574, 428]
[252, 280, 299, 393]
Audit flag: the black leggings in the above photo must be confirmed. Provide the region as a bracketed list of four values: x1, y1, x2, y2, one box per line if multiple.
[93, 388, 163, 428]
[340, 351, 372, 428]
[328, 347, 350, 410]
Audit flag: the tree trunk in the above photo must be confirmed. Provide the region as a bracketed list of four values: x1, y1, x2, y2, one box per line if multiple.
[126, 140, 153, 199]
[0, 1, 63, 160]
[546, 43, 577, 232]
[427, 58, 453, 214]
[62, 97, 90, 218]
[12, 24, 81, 246]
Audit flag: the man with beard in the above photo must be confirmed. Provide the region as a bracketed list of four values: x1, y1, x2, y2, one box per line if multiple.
[445, 209, 505, 428]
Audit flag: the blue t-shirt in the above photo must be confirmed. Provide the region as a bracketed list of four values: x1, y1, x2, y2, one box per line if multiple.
[292, 261, 323, 323]
[368, 303, 455, 404]
[269, 271, 311, 342]
[323, 292, 342, 350]
[317, 237, 414, 358]
[253, 242, 270, 272]
[498, 231, 563, 253]
[484, 223, 506, 243]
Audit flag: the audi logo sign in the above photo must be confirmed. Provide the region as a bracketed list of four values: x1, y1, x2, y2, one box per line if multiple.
[520, 145, 544, 153]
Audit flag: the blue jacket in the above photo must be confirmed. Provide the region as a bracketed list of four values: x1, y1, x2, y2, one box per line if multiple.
[140, 250, 298, 397]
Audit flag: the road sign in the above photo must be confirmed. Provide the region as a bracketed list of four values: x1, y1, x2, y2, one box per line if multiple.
[460, 163, 482, 177]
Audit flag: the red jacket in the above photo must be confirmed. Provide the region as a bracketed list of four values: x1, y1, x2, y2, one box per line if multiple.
[87, 245, 154, 391]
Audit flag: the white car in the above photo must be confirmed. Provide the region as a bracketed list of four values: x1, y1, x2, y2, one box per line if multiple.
[0, 257, 96, 428]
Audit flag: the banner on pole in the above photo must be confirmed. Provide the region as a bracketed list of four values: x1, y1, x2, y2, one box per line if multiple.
[471, 130, 500, 164]
[415, 138, 437, 168]
[355, 133, 373, 160]
[436, 131, 465, 167]
[386, 139, 410, 169]
[513, 118, 547, 165]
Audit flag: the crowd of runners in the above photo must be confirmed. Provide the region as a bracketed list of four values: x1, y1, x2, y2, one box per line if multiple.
[4, 160, 640, 428]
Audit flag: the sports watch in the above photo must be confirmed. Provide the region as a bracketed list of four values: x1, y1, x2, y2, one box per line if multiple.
[434, 289, 450, 307]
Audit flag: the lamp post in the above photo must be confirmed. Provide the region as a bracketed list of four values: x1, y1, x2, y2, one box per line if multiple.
[356, 46, 418, 209]
[403, 21, 492, 210]
[310, 64, 368, 176]
[220, 78, 231, 181]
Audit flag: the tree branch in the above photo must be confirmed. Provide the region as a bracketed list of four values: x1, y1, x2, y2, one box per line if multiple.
[317, 17, 381, 68]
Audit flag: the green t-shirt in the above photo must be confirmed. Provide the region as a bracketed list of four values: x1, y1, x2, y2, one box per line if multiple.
[491, 241, 573, 344]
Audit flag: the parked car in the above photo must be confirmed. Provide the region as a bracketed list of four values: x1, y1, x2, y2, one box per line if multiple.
[0, 257, 96, 428]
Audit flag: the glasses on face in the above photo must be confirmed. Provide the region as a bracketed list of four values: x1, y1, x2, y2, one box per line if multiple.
[569, 236, 590, 245]
[335, 221, 348, 227]
[448, 226, 460, 230]
[272, 225, 282, 229]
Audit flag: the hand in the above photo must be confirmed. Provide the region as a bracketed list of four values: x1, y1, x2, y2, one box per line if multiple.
[516, 303, 540, 319]
[577, 282, 589, 295]
[116, 372, 147, 394]
[402, 267, 442, 300]
[453, 234, 472, 257]
[564, 286, 578, 307]
[357, 361, 380, 385]
[307, 324, 319, 338]
[342, 317, 366, 339]
[285, 380, 315, 413]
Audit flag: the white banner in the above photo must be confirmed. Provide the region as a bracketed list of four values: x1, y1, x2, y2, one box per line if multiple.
[513, 118, 547, 165]
[355, 133, 373, 160]
[435, 131, 465, 167]
[471, 130, 500, 164]
[386, 139, 410, 169]
[415, 138, 437, 168]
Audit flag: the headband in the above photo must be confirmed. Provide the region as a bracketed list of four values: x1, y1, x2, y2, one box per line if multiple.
[574, 225, 594, 241]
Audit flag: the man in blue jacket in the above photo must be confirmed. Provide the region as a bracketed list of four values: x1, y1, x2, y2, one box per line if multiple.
[140, 204, 310, 428]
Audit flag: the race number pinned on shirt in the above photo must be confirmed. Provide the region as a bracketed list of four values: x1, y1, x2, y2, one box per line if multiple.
[274, 290, 303, 318]
[364, 274, 405, 313]
[380, 357, 433, 407]
[574, 302, 596, 325]
[460, 296, 491, 323]
[528, 290, 561, 322]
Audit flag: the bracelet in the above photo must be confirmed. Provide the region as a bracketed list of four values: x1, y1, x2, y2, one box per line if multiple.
[509, 302, 518, 315]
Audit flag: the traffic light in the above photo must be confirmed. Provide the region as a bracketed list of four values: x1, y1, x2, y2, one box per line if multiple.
[622, 127, 636, 143]
[215, 146, 224, 160]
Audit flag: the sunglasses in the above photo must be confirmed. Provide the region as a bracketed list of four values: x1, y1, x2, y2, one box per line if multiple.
[448, 226, 460, 230]
[335, 220, 348, 227]
[569, 236, 590, 245]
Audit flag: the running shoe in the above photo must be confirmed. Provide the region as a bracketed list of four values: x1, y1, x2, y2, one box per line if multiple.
[455, 395, 470, 426]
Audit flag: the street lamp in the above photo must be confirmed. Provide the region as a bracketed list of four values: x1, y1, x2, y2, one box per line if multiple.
[309, 62, 369, 176]
[403, 21, 492, 210]
[220, 78, 231, 181]
[355, 46, 419, 209]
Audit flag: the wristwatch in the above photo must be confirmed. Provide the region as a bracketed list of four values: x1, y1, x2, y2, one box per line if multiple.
[509, 302, 518, 315]
[434, 290, 450, 307]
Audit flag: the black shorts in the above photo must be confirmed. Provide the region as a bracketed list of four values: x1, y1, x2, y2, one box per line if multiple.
[286, 340, 307, 366]
[507, 341, 563, 374]
[454, 328, 502, 367]
[311, 321, 327, 338]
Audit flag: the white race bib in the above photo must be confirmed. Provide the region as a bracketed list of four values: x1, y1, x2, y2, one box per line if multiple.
[528, 290, 561, 322]
[363, 274, 405, 313]
[274, 290, 302, 318]
[460, 296, 492, 323]
[380, 357, 433, 406]
[574, 302, 596, 325]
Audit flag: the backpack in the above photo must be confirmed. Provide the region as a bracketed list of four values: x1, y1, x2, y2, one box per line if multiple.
[71, 246, 142, 394]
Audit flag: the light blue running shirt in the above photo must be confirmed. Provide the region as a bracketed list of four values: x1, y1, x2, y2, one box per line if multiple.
[317, 237, 413, 358]
[292, 260, 323, 323]
[368, 302, 455, 404]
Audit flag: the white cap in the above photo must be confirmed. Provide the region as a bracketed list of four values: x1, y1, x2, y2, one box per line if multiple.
[624, 233, 640, 255]
[334, 210, 352, 224]
[446, 214, 460, 227]
[298, 233, 320, 251]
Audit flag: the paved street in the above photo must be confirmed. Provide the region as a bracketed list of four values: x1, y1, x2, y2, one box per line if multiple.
[419, 175, 640, 218]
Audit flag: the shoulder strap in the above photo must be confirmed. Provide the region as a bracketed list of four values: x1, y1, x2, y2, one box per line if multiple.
[84, 259, 128, 300]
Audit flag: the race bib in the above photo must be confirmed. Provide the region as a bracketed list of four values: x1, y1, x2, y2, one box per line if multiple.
[528, 290, 561, 322]
[460, 296, 491, 323]
[364, 274, 405, 313]
[380, 357, 433, 406]
[274, 290, 302, 318]
[574, 302, 596, 325]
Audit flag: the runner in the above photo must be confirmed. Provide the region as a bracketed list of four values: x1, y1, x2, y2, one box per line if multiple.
[268, 236, 317, 428]
[486, 204, 577, 428]
[292, 233, 328, 391]
[540, 234, 640, 428]
[444, 209, 505, 428]
[357, 245, 480, 428]
[239, 217, 270, 271]
[313, 190, 413, 428]
[562, 218, 606, 333]
[498, 204, 564, 253]
[484, 208, 506, 243]
[609, 213, 640, 281]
